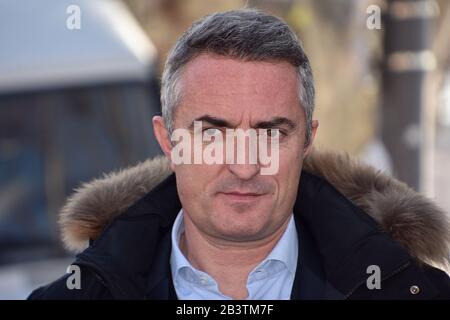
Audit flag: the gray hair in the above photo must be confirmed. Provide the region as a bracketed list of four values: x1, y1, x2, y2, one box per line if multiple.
[160, 9, 315, 145]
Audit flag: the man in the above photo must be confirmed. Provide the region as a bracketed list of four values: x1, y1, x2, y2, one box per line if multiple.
[30, 9, 450, 300]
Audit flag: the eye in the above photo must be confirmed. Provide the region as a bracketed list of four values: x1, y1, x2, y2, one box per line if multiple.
[266, 128, 280, 137]
[203, 128, 221, 137]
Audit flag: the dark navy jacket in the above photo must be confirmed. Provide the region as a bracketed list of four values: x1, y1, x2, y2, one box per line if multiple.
[29, 172, 450, 300]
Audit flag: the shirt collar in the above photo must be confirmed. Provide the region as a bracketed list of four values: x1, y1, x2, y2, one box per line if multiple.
[170, 209, 192, 282]
[170, 209, 298, 283]
[258, 213, 298, 276]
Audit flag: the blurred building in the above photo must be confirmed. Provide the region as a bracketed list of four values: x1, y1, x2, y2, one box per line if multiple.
[0, 0, 162, 298]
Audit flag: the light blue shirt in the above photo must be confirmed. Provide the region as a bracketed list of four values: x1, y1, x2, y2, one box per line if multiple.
[170, 209, 298, 300]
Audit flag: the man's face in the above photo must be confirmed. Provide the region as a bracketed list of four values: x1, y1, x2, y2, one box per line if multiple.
[154, 53, 317, 243]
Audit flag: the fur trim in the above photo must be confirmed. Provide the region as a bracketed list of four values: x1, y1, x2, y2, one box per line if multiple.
[59, 156, 172, 253]
[303, 150, 450, 270]
[59, 150, 450, 270]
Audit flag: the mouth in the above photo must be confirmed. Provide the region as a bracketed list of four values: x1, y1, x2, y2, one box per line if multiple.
[218, 191, 265, 202]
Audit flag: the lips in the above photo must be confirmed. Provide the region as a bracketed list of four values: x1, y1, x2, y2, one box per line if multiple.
[218, 191, 264, 201]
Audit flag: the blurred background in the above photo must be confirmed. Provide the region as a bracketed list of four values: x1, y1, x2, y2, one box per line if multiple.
[0, 0, 449, 299]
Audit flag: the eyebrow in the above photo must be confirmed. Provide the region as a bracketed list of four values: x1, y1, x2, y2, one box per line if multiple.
[189, 115, 233, 130]
[188, 115, 297, 131]
[254, 117, 297, 131]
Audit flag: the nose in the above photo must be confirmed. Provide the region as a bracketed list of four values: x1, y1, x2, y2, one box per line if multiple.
[227, 163, 260, 180]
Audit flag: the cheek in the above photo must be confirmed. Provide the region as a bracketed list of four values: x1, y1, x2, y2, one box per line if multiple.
[175, 164, 221, 200]
[275, 146, 303, 198]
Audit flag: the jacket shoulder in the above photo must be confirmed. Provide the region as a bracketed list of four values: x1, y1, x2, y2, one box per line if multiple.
[28, 265, 113, 300]
[422, 264, 450, 299]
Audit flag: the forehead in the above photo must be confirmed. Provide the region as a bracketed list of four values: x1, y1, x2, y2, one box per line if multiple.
[176, 54, 301, 124]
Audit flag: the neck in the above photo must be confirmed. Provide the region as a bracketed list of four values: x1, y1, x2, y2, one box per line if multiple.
[179, 213, 291, 299]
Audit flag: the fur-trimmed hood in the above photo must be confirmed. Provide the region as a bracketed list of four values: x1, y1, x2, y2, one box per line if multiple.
[59, 150, 450, 270]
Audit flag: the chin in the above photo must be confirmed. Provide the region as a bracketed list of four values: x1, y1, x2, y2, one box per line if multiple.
[214, 193, 272, 214]
[211, 211, 269, 241]
[215, 227, 266, 242]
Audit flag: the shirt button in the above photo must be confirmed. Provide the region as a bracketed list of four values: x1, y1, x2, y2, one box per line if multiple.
[255, 270, 264, 276]
[199, 276, 209, 286]
[410, 285, 420, 295]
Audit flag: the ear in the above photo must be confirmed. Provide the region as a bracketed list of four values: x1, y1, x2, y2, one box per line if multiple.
[304, 120, 319, 157]
[152, 116, 175, 170]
